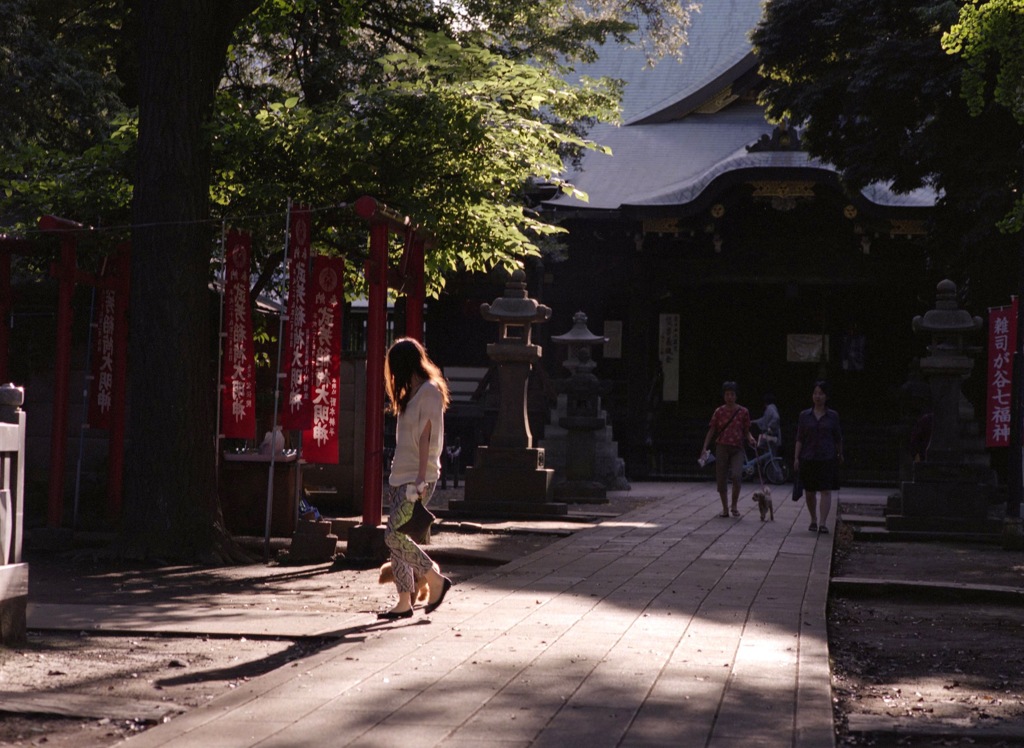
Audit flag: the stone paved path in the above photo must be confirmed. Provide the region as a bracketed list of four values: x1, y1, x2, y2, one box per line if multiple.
[104, 482, 841, 748]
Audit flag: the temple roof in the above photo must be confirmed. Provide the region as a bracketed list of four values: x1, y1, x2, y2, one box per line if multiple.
[568, 0, 761, 126]
[546, 1, 937, 213]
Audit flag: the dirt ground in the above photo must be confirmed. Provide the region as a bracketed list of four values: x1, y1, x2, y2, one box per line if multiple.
[3, 491, 1024, 747]
[829, 504, 1024, 746]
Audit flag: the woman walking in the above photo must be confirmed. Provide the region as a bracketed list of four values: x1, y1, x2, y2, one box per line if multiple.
[700, 381, 756, 517]
[793, 380, 843, 533]
[378, 338, 453, 620]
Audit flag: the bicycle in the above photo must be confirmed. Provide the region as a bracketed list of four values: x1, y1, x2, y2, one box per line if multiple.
[742, 435, 789, 485]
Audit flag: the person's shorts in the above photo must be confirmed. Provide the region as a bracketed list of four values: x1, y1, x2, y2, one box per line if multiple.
[714, 443, 743, 484]
[799, 459, 839, 491]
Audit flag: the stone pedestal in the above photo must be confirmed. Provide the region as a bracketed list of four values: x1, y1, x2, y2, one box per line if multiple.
[453, 446, 564, 517]
[888, 463, 998, 533]
[286, 519, 340, 563]
[0, 383, 27, 645]
[557, 420, 608, 501]
[543, 397, 629, 501]
[344, 523, 387, 567]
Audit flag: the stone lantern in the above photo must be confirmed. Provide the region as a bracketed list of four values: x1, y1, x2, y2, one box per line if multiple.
[886, 279, 998, 532]
[911, 279, 988, 463]
[541, 312, 629, 500]
[450, 270, 566, 517]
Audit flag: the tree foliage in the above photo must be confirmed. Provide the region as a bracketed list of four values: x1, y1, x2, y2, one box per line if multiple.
[752, 0, 1024, 257]
[4, 0, 686, 278]
[944, 0, 1024, 122]
[210, 33, 620, 298]
[0, 0, 127, 155]
[0, 0, 132, 264]
[2, 0, 693, 561]
[943, 0, 1024, 233]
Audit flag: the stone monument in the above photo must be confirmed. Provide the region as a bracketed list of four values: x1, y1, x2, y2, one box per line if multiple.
[449, 270, 566, 517]
[886, 279, 999, 532]
[541, 311, 629, 500]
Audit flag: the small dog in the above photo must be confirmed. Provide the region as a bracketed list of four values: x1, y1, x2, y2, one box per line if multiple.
[752, 488, 774, 522]
[378, 560, 439, 602]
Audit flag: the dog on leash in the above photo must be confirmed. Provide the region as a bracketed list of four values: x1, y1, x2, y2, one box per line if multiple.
[378, 560, 439, 602]
[752, 488, 774, 522]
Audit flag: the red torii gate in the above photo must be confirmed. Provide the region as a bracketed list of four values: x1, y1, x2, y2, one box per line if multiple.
[6, 203, 421, 540]
[347, 196, 429, 561]
[0, 218, 130, 527]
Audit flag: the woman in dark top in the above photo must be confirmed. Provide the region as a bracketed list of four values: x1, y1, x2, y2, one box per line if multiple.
[793, 381, 843, 533]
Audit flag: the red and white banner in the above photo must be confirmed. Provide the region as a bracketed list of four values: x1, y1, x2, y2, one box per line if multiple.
[281, 205, 313, 429]
[303, 255, 344, 463]
[221, 230, 257, 440]
[986, 298, 1017, 447]
[88, 287, 117, 429]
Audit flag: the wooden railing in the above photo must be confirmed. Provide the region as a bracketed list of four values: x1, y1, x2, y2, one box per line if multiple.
[0, 383, 27, 644]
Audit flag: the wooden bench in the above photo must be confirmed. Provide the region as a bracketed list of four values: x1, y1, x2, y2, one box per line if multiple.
[443, 366, 490, 404]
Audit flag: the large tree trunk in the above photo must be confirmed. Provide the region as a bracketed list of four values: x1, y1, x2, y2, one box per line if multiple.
[124, 0, 256, 562]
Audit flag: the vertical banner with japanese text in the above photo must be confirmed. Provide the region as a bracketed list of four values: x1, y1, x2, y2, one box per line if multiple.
[88, 287, 117, 429]
[220, 230, 257, 439]
[281, 205, 313, 429]
[986, 299, 1017, 447]
[658, 313, 680, 402]
[303, 256, 344, 463]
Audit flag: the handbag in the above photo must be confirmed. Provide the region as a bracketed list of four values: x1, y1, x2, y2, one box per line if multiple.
[396, 498, 436, 537]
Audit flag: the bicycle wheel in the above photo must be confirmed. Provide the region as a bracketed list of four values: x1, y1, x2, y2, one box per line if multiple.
[765, 458, 788, 485]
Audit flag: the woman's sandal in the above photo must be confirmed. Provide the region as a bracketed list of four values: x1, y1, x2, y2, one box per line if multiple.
[731, 508, 740, 517]
[808, 522, 818, 532]
[818, 525, 829, 534]
[718, 511, 730, 518]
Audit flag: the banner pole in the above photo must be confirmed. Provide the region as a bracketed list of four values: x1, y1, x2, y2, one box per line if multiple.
[265, 200, 293, 563]
[214, 221, 227, 488]
[74, 282, 99, 529]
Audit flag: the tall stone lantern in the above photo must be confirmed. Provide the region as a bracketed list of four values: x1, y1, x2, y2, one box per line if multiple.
[543, 311, 629, 500]
[886, 279, 998, 532]
[450, 270, 566, 517]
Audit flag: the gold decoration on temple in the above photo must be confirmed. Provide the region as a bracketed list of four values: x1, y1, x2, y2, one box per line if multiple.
[642, 217, 680, 235]
[749, 181, 816, 199]
[889, 219, 928, 236]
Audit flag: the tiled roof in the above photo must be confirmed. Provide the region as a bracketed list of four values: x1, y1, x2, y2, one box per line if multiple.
[547, 1, 938, 212]
[573, 0, 764, 125]
[557, 104, 774, 210]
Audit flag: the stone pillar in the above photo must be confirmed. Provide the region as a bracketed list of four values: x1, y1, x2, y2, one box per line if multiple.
[451, 271, 564, 517]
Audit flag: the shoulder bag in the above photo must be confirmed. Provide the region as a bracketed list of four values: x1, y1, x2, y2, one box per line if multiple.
[712, 408, 741, 444]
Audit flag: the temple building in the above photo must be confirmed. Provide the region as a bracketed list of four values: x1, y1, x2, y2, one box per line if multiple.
[430, 0, 950, 485]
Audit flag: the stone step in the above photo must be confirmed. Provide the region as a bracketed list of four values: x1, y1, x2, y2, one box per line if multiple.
[838, 513, 885, 526]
